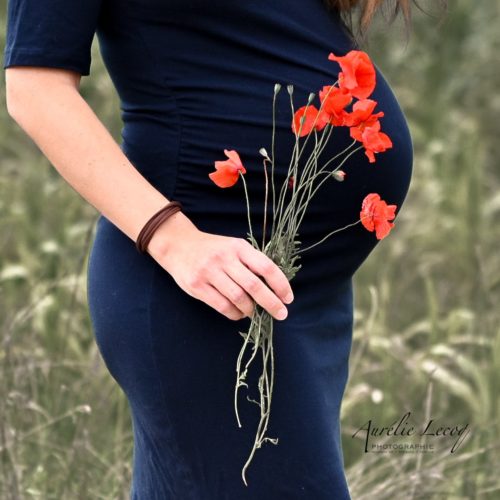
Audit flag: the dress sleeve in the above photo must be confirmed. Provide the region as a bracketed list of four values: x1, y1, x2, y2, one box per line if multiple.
[3, 0, 104, 77]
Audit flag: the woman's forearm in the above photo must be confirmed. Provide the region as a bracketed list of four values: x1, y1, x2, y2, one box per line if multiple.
[5, 68, 294, 322]
[5, 68, 197, 258]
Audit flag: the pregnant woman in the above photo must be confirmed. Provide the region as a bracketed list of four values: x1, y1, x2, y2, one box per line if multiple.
[4, 0, 427, 498]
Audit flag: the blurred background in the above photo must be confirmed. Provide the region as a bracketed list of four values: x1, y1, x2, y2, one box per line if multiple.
[1, 0, 499, 498]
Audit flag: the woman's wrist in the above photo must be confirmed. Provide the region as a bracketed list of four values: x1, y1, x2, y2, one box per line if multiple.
[146, 210, 199, 261]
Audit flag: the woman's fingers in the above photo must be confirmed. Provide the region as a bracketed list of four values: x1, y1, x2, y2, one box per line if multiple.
[197, 282, 247, 321]
[223, 260, 288, 321]
[152, 227, 294, 322]
[207, 266, 256, 319]
[235, 240, 294, 305]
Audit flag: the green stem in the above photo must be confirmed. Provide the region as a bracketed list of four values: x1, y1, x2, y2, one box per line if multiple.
[262, 157, 269, 250]
[292, 80, 340, 166]
[274, 88, 351, 240]
[296, 215, 372, 254]
[272, 91, 308, 233]
[321, 139, 358, 172]
[273, 138, 358, 241]
[239, 171, 256, 248]
[292, 145, 363, 236]
[270, 86, 279, 238]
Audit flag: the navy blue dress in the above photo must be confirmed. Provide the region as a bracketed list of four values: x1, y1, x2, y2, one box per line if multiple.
[4, 0, 413, 498]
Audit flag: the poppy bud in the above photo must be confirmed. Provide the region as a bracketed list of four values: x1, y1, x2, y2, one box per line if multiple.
[332, 170, 346, 181]
[259, 147, 269, 158]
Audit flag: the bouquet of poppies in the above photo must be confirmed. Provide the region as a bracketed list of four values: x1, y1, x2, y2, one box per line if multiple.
[208, 49, 397, 485]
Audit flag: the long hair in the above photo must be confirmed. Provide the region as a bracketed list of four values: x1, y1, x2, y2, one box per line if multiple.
[326, 0, 446, 40]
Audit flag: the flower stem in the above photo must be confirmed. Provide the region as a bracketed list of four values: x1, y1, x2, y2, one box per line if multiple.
[270, 86, 279, 238]
[262, 157, 269, 250]
[296, 215, 372, 254]
[239, 171, 256, 248]
[240, 312, 277, 486]
[292, 145, 363, 236]
[292, 80, 339, 165]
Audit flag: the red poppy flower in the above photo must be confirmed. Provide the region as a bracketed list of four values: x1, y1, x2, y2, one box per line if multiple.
[292, 105, 329, 137]
[288, 175, 294, 189]
[208, 149, 247, 188]
[318, 85, 352, 126]
[344, 99, 384, 129]
[328, 50, 376, 100]
[352, 120, 392, 163]
[360, 193, 397, 239]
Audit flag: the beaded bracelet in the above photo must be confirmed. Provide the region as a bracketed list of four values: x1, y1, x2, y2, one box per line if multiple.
[135, 200, 183, 254]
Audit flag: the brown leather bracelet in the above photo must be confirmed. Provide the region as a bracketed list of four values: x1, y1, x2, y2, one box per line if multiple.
[135, 200, 183, 254]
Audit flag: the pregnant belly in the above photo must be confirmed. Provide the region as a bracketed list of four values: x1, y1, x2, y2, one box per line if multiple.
[121, 64, 413, 283]
[170, 66, 413, 248]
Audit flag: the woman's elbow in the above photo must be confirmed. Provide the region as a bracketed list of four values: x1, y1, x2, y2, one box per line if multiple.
[5, 66, 82, 119]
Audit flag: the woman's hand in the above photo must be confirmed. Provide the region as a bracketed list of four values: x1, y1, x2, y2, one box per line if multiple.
[147, 212, 294, 321]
